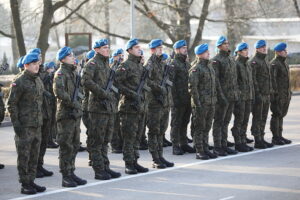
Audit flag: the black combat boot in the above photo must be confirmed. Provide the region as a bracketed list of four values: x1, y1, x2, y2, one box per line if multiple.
[163, 137, 172, 147]
[125, 162, 138, 175]
[71, 172, 87, 185]
[204, 150, 218, 159]
[62, 175, 77, 187]
[280, 136, 292, 144]
[187, 136, 193, 143]
[47, 140, 59, 148]
[95, 170, 111, 180]
[272, 137, 285, 145]
[196, 152, 209, 160]
[134, 161, 149, 173]
[227, 140, 235, 147]
[159, 156, 174, 167]
[21, 183, 37, 195]
[30, 181, 46, 192]
[0, 163, 4, 169]
[225, 147, 238, 155]
[213, 147, 227, 156]
[172, 145, 184, 155]
[246, 137, 254, 143]
[38, 166, 53, 177]
[235, 144, 249, 152]
[105, 166, 121, 178]
[181, 144, 196, 153]
[36, 168, 44, 178]
[139, 139, 148, 150]
[244, 144, 254, 151]
[262, 136, 274, 148]
[152, 158, 166, 169]
[254, 136, 267, 149]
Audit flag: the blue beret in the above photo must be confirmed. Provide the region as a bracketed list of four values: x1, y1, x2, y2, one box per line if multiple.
[216, 36, 227, 47]
[17, 56, 25, 68]
[194, 43, 209, 55]
[56, 46, 73, 61]
[44, 61, 56, 70]
[28, 48, 41, 55]
[173, 40, 187, 49]
[112, 48, 124, 57]
[235, 42, 248, 53]
[86, 50, 95, 60]
[22, 53, 40, 65]
[274, 42, 287, 52]
[255, 40, 266, 49]
[126, 38, 139, 50]
[149, 39, 163, 49]
[93, 39, 109, 49]
[162, 53, 168, 61]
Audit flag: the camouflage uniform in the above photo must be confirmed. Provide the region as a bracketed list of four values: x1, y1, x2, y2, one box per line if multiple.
[212, 50, 239, 148]
[81, 53, 116, 172]
[0, 83, 5, 124]
[110, 92, 123, 151]
[170, 54, 191, 146]
[250, 52, 272, 138]
[115, 54, 147, 165]
[7, 70, 44, 184]
[189, 58, 217, 153]
[231, 55, 254, 145]
[53, 63, 82, 177]
[270, 55, 291, 139]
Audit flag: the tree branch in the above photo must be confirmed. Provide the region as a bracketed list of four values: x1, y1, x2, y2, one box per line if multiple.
[53, 0, 70, 11]
[51, 0, 89, 27]
[293, 0, 300, 18]
[0, 30, 14, 38]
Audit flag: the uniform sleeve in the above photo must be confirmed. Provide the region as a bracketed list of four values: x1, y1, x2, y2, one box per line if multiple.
[53, 73, 74, 108]
[188, 68, 201, 107]
[81, 62, 109, 99]
[7, 80, 23, 125]
[250, 61, 260, 95]
[211, 59, 226, 101]
[170, 61, 179, 103]
[115, 63, 137, 98]
[270, 62, 278, 95]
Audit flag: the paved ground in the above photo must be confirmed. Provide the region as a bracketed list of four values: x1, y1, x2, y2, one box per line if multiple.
[1, 96, 300, 200]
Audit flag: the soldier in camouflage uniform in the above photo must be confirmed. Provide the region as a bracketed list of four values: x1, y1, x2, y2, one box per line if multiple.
[146, 39, 174, 168]
[7, 52, 46, 194]
[115, 39, 149, 175]
[250, 40, 274, 149]
[53, 46, 87, 187]
[81, 39, 121, 180]
[36, 60, 56, 178]
[231, 43, 254, 152]
[211, 36, 239, 156]
[189, 43, 218, 160]
[0, 82, 5, 169]
[170, 40, 195, 155]
[270, 42, 292, 145]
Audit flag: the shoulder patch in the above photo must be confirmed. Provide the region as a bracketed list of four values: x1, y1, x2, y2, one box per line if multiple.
[57, 71, 63, 76]
[120, 67, 126, 71]
[252, 61, 256, 64]
[11, 83, 17, 87]
[192, 69, 197, 72]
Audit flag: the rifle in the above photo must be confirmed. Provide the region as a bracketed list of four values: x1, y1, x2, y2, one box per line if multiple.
[157, 52, 174, 104]
[72, 59, 85, 102]
[104, 58, 120, 94]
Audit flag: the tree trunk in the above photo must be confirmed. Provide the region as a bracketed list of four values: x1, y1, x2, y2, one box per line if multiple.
[104, 0, 110, 42]
[10, 0, 26, 56]
[224, 0, 239, 53]
[11, 15, 19, 73]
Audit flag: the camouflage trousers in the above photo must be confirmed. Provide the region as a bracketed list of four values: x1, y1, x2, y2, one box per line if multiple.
[38, 118, 51, 166]
[88, 113, 114, 172]
[120, 112, 146, 163]
[270, 96, 291, 138]
[231, 100, 252, 144]
[251, 95, 270, 137]
[192, 105, 215, 153]
[213, 101, 235, 148]
[111, 112, 123, 150]
[14, 126, 41, 184]
[57, 118, 81, 176]
[170, 104, 191, 146]
[0, 97, 4, 124]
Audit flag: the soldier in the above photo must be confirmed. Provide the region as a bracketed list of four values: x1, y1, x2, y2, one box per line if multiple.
[115, 38, 149, 175]
[81, 39, 121, 180]
[146, 39, 174, 168]
[53, 46, 87, 187]
[110, 48, 124, 154]
[7, 52, 46, 194]
[211, 36, 239, 156]
[170, 40, 195, 155]
[189, 43, 218, 160]
[270, 42, 292, 145]
[250, 40, 274, 149]
[231, 43, 254, 152]
[36, 61, 56, 178]
[0, 82, 5, 169]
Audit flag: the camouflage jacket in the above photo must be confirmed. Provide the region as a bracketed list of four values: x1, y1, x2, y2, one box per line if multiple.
[7, 70, 44, 128]
[53, 63, 82, 121]
[235, 55, 254, 101]
[270, 55, 291, 99]
[249, 52, 272, 97]
[115, 54, 148, 114]
[189, 58, 217, 107]
[170, 53, 191, 106]
[211, 50, 239, 102]
[81, 53, 116, 114]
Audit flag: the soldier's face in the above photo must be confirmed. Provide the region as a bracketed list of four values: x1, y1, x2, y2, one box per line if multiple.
[199, 50, 210, 60]
[176, 46, 188, 55]
[62, 54, 75, 65]
[154, 46, 163, 56]
[97, 45, 110, 57]
[239, 49, 248, 57]
[277, 49, 288, 57]
[128, 45, 142, 57]
[219, 41, 229, 51]
[256, 46, 267, 54]
[25, 61, 40, 74]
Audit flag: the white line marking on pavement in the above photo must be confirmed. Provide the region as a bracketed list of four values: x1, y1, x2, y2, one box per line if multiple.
[9, 143, 300, 200]
[219, 196, 235, 200]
